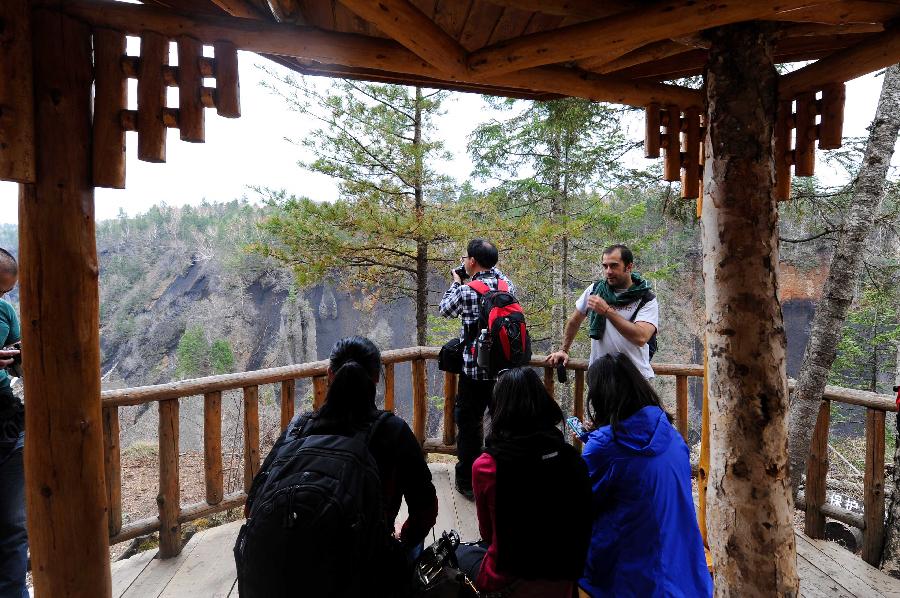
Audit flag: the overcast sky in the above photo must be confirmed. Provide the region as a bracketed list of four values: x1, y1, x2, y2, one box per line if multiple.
[0, 51, 892, 225]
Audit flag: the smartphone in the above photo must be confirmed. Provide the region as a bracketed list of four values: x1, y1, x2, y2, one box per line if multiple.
[565, 416, 588, 441]
[556, 364, 568, 383]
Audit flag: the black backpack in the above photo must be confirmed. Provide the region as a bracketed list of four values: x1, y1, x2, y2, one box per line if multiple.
[467, 278, 532, 375]
[628, 291, 658, 360]
[234, 411, 392, 598]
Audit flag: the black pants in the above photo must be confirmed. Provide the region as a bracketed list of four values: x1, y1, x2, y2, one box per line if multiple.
[454, 375, 495, 490]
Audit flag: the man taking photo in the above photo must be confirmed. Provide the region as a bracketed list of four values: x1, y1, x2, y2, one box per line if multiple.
[439, 239, 516, 499]
[547, 244, 658, 379]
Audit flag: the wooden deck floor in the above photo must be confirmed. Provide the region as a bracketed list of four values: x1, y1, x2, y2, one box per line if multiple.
[110, 464, 900, 597]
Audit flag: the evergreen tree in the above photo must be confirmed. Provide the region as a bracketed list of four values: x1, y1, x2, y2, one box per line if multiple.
[255, 75, 468, 345]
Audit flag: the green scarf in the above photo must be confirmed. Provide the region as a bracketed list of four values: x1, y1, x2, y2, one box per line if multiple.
[588, 273, 653, 340]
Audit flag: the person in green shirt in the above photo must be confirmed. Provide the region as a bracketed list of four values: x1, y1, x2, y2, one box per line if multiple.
[0, 247, 26, 597]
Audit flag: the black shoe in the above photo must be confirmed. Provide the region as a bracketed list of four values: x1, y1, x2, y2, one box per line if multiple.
[455, 481, 474, 500]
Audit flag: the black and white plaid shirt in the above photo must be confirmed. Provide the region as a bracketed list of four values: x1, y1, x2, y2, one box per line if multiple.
[439, 268, 516, 380]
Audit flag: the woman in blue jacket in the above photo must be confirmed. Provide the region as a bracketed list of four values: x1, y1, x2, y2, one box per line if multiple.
[579, 353, 712, 598]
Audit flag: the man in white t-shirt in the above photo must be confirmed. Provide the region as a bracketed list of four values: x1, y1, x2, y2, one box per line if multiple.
[546, 244, 658, 378]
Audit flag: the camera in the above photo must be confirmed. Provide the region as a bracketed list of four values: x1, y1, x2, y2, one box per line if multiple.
[453, 265, 469, 281]
[4, 341, 21, 379]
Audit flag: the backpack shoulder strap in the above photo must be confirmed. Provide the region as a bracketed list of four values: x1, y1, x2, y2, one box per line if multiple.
[628, 291, 656, 323]
[496, 279, 509, 292]
[290, 413, 315, 438]
[467, 280, 490, 295]
[352, 410, 392, 446]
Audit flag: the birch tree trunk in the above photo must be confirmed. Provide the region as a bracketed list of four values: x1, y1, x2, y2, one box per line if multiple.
[787, 64, 900, 496]
[702, 23, 798, 596]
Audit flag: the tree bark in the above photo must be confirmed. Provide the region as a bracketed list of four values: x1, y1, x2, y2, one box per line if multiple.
[787, 64, 900, 497]
[22, 7, 111, 596]
[878, 189, 900, 577]
[702, 23, 798, 596]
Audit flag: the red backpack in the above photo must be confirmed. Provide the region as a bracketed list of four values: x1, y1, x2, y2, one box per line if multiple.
[468, 279, 532, 374]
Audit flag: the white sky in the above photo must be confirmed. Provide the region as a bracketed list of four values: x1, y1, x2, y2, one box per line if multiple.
[0, 52, 892, 225]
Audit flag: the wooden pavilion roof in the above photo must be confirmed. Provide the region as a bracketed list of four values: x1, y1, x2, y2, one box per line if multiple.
[57, 0, 900, 109]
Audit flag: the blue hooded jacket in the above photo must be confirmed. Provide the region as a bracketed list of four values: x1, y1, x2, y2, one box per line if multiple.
[579, 405, 712, 598]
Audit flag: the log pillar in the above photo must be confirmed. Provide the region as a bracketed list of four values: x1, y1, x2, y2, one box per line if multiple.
[20, 6, 111, 597]
[701, 24, 798, 596]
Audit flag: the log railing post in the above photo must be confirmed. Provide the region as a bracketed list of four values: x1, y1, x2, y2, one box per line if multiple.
[103, 406, 122, 537]
[411, 359, 427, 445]
[158, 399, 181, 558]
[204, 391, 223, 505]
[443, 371, 457, 446]
[243, 386, 260, 493]
[544, 366, 555, 397]
[574, 369, 585, 451]
[384, 363, 395, 412]
[312, 375, 327, 410]
[675, 374, 689, 441]
[280, 379, 295, 431]
[804, 400, 830, 539]
[862, 407, 886, 565]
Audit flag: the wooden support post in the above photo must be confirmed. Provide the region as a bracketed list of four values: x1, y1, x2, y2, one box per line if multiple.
[862, 408, 886, 565]
[681, 107, 701, 200]
[544, 366, 555, 396]
[137, 32, 168, 162]
[213, 41, 241, 118]
[384, 363, 395, 412]
[574, 369, 585, 452]
[663, 105, 681, 182]
[92, 28, 127, 188]
[701, 25, 797, 594]
[177, 35, 205, 142]
[644, 103, 661, 158]
[412, 359, 427, 445]
[204, 391, 223, 505]
[242, 385, 260, 493]
[312, 375, 327, 410]
[280, 379, 295, 431]
[804, 400, 830, 539]
[103, 406, 122, 537]
[22, 8, 111, 595]
[158, 399, 181, 558]
[818, 83, 845, 150]
[0, 0, 35, 183]
[443, 372, 457, 446]
[774, 99, 794, 201]
[794, 92, 817, 177]
[675, 375, 689, 441]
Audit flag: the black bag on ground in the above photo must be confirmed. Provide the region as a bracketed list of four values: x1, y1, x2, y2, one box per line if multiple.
[414, 530, 478, 598]
[234, 411, 392, 598]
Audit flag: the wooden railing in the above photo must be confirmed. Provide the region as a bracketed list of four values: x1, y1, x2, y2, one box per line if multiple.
[795, 381, 896, 566]
[99, 347, 701, 558]
[100, 347, 894, 566]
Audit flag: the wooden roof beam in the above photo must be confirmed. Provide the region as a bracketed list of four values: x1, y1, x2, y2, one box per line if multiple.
[53, 0, 701, 108]
[338, 0, 469, 78]
[481, 0, 641, 19]
[467, 0, 834, 78]
[780, 24, 900, 98]
[580, 40, 692, 75]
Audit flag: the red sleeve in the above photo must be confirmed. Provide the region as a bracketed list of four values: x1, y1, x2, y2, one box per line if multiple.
[472, 453, 496, 544]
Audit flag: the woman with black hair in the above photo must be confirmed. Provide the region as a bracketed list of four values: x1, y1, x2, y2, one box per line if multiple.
[310, 336, 438, 562]
[456, 367, 592, 598]
[239, 336, 437, 597]
[579, 353, 711, 597]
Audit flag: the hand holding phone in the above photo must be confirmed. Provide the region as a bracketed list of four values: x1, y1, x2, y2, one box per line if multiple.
[556, 364, 567, 383]
[565, 416, 588, 442]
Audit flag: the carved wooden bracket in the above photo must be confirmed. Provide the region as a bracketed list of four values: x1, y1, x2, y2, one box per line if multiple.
[92, 29, 241, 189]
[775, 82, 845, 201]
[644, 103, 705, 201]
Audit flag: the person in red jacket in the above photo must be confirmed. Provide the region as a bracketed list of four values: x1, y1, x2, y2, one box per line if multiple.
[455, 367, 592, 597]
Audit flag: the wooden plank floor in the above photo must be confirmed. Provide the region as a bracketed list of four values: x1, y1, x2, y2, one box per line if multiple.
[110, 463, 900, 597]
